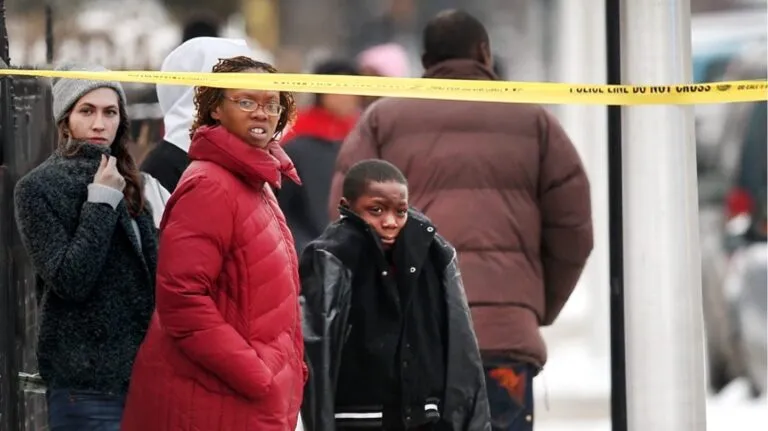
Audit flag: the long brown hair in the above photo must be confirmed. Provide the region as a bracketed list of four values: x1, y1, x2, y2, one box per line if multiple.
[189, 56, 297, 140]
[57, 100, 145, 217]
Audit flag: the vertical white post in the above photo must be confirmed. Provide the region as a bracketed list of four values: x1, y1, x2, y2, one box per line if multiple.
[551, 0, 610, 360]
[620, 0, 708, 429]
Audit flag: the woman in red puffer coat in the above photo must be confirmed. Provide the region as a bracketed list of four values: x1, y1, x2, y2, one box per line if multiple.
[121, 56, 307, 431]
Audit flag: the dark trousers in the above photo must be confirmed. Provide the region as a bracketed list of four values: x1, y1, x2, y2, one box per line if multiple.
[47, 388, 125, 431]
[483, 360, 535, 431]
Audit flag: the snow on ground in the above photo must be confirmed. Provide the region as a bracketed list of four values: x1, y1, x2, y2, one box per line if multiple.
[533, 273, 767, 430]
[534, 339, 767, 429]
[707, 381, 767, 430]
[536, 385, 767, 431]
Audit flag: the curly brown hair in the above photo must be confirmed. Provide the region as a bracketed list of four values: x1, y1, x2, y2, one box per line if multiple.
[57, 102, 145, 217]
[190, 56, 297, 141]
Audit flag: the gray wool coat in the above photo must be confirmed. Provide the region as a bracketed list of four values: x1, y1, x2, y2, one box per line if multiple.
[14, 142, 157, 394]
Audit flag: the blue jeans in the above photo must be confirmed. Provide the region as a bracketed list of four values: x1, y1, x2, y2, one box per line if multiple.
[46, 388, 125, 431]
[483, 361, 535, 431]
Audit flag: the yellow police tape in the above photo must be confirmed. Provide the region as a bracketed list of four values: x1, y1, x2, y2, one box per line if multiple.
[0, 68, 766, 105]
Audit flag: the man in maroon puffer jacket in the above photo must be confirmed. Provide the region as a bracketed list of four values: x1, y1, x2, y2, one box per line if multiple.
[328, 9, 594, 431]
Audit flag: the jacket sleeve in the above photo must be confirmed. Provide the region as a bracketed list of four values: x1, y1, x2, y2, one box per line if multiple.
[155, 175, 273, 400]
[538, 110, 594, 326]
[441, 246, 492, 431]
[13, 177, 120, 302]
[299, 243, 353, 431]
[327, 108, 381, 220]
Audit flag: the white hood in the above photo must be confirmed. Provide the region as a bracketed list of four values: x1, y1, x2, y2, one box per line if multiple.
[157, 37, 273, 153]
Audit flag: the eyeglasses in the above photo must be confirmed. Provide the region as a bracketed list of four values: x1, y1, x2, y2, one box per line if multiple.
[226, 97, 284, 116]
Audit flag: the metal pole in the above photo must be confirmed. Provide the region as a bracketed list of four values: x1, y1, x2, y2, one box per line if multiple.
[605, 0, 627, 430]
[0, 0, 7, 64]
[45, 3, 54, 64]
[0, 0, 17, 428]
[620, 1, 707, 430]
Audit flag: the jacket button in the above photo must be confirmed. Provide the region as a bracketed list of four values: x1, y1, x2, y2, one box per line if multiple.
[409, 267, 416, 273]
[427, 226, 434, 232]
[382, 270, 388, 276]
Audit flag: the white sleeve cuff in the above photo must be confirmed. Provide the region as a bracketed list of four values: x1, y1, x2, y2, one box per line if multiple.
[87, 183, 123, 210]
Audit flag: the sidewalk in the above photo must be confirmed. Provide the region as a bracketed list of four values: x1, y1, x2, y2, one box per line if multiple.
[533, 337, 767, 430]
[535, 391, 768, 431]
[533, 286, 767, 430]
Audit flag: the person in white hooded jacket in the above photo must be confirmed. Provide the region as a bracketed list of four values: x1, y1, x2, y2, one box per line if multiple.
[141, 37, 273, 192]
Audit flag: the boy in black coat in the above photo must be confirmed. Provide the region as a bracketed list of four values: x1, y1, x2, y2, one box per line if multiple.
[299, 160, 490, 431]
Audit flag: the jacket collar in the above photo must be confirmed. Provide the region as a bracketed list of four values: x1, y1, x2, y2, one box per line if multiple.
[338, 206, 373, 236]
[422, 59, 497, 81]
[51, 141, 111, 181]
[338, 206, 437, 264]
[53, 140, 156, 274]
[56, 140, 111, 159]
[189, 125, 301, 189]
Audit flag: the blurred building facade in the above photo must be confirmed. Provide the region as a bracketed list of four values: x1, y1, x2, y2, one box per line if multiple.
[5, 0, 765, 73]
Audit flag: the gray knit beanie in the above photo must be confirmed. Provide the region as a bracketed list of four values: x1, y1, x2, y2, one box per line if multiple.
[52, 63, 127, 123]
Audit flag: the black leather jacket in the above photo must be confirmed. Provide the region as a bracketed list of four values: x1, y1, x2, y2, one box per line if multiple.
[299, 208, 491, 431]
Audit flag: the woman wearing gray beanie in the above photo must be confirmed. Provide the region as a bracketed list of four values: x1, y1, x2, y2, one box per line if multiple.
[13, 63, 157, 430]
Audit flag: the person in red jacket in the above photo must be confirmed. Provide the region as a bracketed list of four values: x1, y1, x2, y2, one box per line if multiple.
[277, 59, 362, 254]
[121, 56, 307, 431]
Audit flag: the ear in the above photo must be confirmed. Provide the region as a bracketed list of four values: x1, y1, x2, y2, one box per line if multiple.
[479, 41, 492, 68]
[339, 197, 350, 208]
[211, 106, 221, 121]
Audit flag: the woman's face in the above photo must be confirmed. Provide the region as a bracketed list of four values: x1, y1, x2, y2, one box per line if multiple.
[67, 87, 120, 146]
[211, 68, 282, 149]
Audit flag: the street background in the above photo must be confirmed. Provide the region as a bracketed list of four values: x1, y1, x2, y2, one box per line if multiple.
[3, 0, 767, 429]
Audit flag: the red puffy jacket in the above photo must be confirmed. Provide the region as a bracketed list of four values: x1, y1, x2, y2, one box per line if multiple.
[122, 125, 307, 431]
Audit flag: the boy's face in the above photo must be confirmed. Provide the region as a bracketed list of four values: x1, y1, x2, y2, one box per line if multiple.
[345, 180, 408, 249]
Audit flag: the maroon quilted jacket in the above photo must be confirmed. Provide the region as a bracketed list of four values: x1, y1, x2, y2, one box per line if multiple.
[328, 60, 593, 366]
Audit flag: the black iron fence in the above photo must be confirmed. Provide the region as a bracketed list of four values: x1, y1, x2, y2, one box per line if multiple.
[1, 1, 55, 429]
[0, 70, 55, 431]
